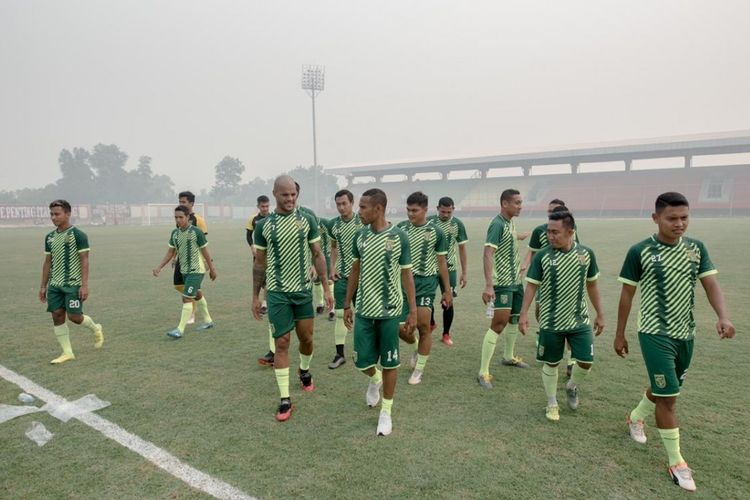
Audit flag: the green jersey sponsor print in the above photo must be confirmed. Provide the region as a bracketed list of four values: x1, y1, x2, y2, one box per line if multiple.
[526, 243, 599, 331]
[44, 226, 89, 287]
[396, 220, 447, 277]
[427, 215, 468, 271]
[352, 225, 411, 319]
[618, 236, 717, 340]
[528, 223, 580, 252]
[169, 225, 208, 274]
[254, 208, 321, 293]
[485, 215, 521, 286]
[330, 214, 364, 278]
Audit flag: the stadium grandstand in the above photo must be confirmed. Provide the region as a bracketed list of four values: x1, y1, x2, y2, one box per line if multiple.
[325, 130, 750, 217]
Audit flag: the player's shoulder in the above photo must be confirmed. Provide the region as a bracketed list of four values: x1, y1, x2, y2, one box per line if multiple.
[575, 242, 595, 254]
[533, 223, 547, 233]
[488, 214, 506, 227]
[395, 220, 409, 229]
[682, 235, 707, 249]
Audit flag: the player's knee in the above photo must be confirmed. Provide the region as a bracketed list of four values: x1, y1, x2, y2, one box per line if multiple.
[67, 314, 83, 324]
[545, 362, 559, 368]
[577, 362, 592, 370]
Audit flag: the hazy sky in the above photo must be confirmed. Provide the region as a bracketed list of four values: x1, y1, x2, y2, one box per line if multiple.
[1, 0, 749, 192]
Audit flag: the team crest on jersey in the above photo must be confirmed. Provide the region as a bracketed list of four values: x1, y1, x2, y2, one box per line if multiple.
[296, 219, 306, 230]
[654, 374, 667, 389]
[684, 248, 699, 262]
[384, 237, 394, 251]
[577, 253, 588, 266]
[423, 231, 432, 241]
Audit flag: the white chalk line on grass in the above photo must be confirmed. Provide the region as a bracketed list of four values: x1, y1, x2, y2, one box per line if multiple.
[0, 364, 254, 500]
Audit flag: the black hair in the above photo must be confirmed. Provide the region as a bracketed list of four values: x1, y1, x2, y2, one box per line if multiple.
[175, 205, 190, 216]
[437, 196, 454, 208]
[257, 195, 269, 205]
[49, 199, 72, 213]
[178, 191, 195, 203]
[549, 198, 566, 207]
[335, 189, 354, 203]
[406, 191, 428, 208]
[294, 182, 301, 194]
[362, 188, 387, 209]
[501, 189, 520, 203]
[548, 207, 575, 230]
[655, 192, 689, 213]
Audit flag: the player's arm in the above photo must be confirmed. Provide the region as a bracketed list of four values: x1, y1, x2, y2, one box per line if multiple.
[252, 249, 267, 320]
[79, 250, 90, 301]
[343, 259, 359, 330]
[614, 284, 636, 357]
[39, 254, 51, 302]
[402, 267, 418, 333]
[586, 280, 605, 336]
[200, 246, 217, 281]
[458, 242, 468, 288]
[518, 281, 538, 335]
[153, 248, 177, 277]
[437, 254, 452, 308]
[329, 240, 339, 281]
[517, 231, 531, 241]
[482, 245, 496, 304]
[310, 241, 333, 310]
[520, 249, 534, 275]
[700, 275, 735, 339]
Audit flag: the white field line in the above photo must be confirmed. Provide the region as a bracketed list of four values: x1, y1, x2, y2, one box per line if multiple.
[0, 364, 254, 500]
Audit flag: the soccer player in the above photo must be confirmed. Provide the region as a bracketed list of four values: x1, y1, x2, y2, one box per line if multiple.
[518, 209, 604, 422]
[313, 217, 334, 319]
[397, 192, 452, 385]
[478, 189, 530, 389]
[614, 192, 735, 492]
[427, 196, 468, 346]
[153, 206, 217, 338]
[344, 188, 417, 436]
[39, 199, 104, 364]
[175, 191, 208, 325]
[328, 189, 364, 369]
[252, 175, 333, 422]
[523, 199, 580, 378]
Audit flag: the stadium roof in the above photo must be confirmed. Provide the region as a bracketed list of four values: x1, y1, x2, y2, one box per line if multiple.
[325, 130, 750, 179]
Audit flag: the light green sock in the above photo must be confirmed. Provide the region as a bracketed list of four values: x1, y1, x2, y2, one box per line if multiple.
[177, 303, 192, 333]
[630, 393, 656, 422]
[334, 310, 347, 346]
[313, 282, 324, 307]
[415, 354, 429, 371]
[381, 398, 393, 415]
[542, 363, 558, 405]
[479, 329, 498, 376]
[299, 353, 313, 371]
[569, 364, 591, 388]
[53, 324, 73, 355]
[80, 315, 97, 332]
[275, 368, 290, 398]
[195, 297, 212, 323]
[370, 368, 382, 384]
[503, 324, 519, 360]
[268, 324, 275, 354]
[658, 428, 685, 466]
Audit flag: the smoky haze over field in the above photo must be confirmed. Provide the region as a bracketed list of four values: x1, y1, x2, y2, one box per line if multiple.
[1, 0, 749, 194]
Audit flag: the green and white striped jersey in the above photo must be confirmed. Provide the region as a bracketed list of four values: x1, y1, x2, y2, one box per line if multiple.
[427, 214, 468, 271]
[352, 225, 411, 319]
[254, 209, 321, 293]
[329, 214, 363, 278]
[485, 215, 521, 286]
[618, 235, 717, 340]
[396, 220, 447, 277]
[169, 225, 208, 274]
[526, 242, 599, 331]
[44, 226, 89, 287]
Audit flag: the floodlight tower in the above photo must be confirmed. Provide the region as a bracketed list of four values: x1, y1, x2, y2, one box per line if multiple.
[301, 65, 325, 213]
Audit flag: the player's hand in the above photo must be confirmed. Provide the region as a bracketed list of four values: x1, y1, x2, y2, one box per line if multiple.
[717, 318, 736, 339]
[324, 290, 334, 311]
[517, 231, 531, 241]
[331, 271, 341, 282]
[252, 297, 262, 320]
[519, 265, 528, 276]
[614, 335, 628, 357]
[482, 285, 495, 305]
[441, 291, 452, 309]
[152, 268, 161, 277]
[209, 269, 217, 281]
[459, 273, 467, 289]
[79, 285, 89, 301]
[405, 310, 417, 334]
[344, 308, 353, 330]
[518, 313, 529, 335]
[38, 287, 46, 303]
[593, 315, 605, 336]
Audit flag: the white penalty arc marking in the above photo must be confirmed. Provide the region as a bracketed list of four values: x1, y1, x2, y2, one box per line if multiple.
[0, 364, 254, 500]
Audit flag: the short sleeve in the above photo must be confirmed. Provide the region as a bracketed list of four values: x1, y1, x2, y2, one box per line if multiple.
[457, 219, 468, 245]
[306, 213, 321, 243]
[586, 248, 599, 281]
[399, 231, 412, 269]
[168, 230, 176, 248]
[618, 245, 642, 286]
[485, 219, 503, 249]
[253, 219, 268, 249]
[196, 228, 208, 248]
[246, 216, 255, 231]
[73, 228, 90, 253]
[435, 226, 448, 255]
[196, 215, 208, 234]
[697, 240, 717, 278]
[528, 226, 544, 252]
[525, 251, 543, 285]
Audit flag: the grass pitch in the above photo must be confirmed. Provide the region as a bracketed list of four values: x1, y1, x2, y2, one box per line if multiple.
[0, 217, 748, 499]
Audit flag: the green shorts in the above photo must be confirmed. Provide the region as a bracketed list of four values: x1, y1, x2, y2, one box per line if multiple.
[638, 333, 694, 397]
[267, 290, 314, 338]
[439, 269, 458, 298]
[182, 273, 204, 299]
[353, 315, 401, 370]
[491, 284, 523, 321]
[46, 286, 83, 315]
[414, 275, 438, 309]
[334, 277, 355, 310]
[536, 326, 593, 364]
